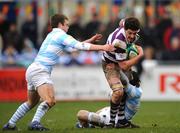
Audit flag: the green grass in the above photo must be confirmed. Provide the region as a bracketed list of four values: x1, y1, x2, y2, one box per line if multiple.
[0, 101, 180, 133]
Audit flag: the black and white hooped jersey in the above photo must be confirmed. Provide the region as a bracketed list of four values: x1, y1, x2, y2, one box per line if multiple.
[102, 27, 139, 63]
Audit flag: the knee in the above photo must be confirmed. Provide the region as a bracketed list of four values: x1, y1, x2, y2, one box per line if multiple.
[112, 89, 124, 103]
[46, 98, 56, 107]
[111, 83, 124, 96]
[113, 89, 124, 98]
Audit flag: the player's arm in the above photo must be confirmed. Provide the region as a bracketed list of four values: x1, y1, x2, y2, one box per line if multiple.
[83, 34, 102, 43]
[77, 109, 104, 128]
[62, 34, 115, 52]
[118, 45, 143, 71]
[88, 43, 115, 51]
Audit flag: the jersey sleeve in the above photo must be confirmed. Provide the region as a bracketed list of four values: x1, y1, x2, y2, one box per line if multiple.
[57, 32, 91, 50]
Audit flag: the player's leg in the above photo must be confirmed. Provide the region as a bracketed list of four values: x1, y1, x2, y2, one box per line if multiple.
[113, 70, 141, 128]
[102, 62, 124, 127]
[116, 85, 142, 128]
[2, 84, 40, 131]
[26, 66, 55, 131]
[124, 70, 142, 120]
[125, 85, 142, 120]
[28, 83, 55, 131]
[76, 110, 106, 128]
[76, 110, 95, 128]
[116, 93, 129, 127]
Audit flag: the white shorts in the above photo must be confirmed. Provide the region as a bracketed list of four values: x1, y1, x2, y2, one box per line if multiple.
[26, 62, 53, 91]
[98, 107, 113, 125]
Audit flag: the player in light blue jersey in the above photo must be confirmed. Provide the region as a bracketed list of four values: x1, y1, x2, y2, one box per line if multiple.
[76, 71, 142, 128]
[2, 14, 115, 131]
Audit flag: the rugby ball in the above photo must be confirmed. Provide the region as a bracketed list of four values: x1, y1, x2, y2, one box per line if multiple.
[126, 44, 138, 59]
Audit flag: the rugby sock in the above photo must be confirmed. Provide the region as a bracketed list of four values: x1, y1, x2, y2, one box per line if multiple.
[110, 100, 119, 125]
[31, 101, 49, 123]
[117, 95, 127, 124]
[117, 101, 126, 123]
[9, 102, 30, 126]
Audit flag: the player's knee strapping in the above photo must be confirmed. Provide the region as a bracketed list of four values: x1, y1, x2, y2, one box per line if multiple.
[111, 83, 123, 91]
[111, 83, 124, 102]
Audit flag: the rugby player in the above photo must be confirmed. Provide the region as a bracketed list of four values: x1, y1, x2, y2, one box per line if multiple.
[101, 17, 143, 127]
[2, 14, 115, 131]
[76, 71, 142, 128]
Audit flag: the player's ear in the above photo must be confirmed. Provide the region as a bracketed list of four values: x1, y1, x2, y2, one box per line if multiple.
[58, 22, 63, 28]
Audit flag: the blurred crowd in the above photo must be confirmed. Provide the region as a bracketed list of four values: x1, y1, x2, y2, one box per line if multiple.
[0, 0, 180, 76]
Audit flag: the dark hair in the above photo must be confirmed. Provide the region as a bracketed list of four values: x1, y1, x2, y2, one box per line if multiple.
[51, 14, 68, 28]
[124, 17, 140, 31]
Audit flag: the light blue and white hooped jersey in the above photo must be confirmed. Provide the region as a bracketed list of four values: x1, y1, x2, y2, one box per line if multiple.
[34, 28, 90, 73]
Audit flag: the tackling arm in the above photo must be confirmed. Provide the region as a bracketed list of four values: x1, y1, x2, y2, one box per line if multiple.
[83, 34, 102, 43]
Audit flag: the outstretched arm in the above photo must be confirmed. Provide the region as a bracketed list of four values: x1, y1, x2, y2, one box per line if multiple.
[83, 34, 102, 43]
[77, 110, 104, 128]
[62, 34, 115, 52]
[89, 43, 115, 51]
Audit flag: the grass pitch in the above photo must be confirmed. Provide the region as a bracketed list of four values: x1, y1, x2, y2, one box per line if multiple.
[0, 101, 180, 133]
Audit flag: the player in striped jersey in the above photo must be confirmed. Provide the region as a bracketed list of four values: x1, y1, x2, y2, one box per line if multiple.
[101, 17, 144, 127]
[76, 71, 142, 128]
[2, 14, 115, 131]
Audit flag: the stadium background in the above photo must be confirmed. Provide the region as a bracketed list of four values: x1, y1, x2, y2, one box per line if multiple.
[0, 0, 180, 132]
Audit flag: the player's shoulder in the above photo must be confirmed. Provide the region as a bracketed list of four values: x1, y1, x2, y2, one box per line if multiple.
[116, 28, 126, 40]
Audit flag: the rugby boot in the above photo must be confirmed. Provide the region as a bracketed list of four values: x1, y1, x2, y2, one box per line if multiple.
[2, 123, 17, 131]
[28, 121, 49, 131]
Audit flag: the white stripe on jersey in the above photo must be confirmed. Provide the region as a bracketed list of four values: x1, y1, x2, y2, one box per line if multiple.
[63, 35, 76, 47]
[102, 28, 127, 62]
[107, 32, 113, 44]
[52, 30, 65, 41]
[46, 44, 64, 55]
[34, 28, 84, 73]
[102, 52, 118, 62]
[35, 56, 55, 64]
[102, 27, 139, 62]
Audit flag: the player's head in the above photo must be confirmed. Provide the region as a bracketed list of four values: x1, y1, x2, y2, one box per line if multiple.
[124, 17, 140, 43]
[51, 14, 69, 32]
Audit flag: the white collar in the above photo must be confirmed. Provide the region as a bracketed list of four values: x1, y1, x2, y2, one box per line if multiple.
[52, 28, 65, 33]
